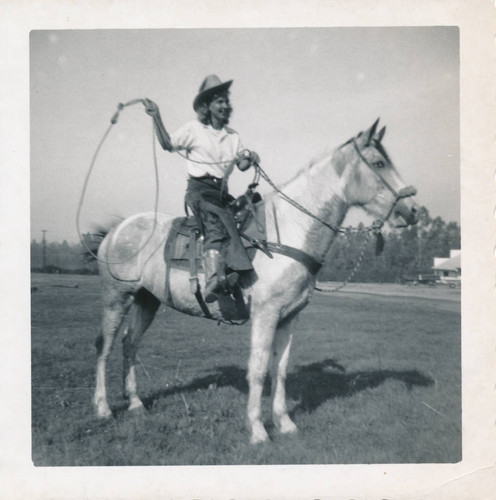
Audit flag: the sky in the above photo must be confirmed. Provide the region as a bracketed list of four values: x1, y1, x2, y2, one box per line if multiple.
[30, 27, 459, 243]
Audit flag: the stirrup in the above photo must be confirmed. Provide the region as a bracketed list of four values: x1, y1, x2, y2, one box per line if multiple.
[226, 271, 239, 289]
[204, 280, 222, 303]
[204, 272, 239, 303]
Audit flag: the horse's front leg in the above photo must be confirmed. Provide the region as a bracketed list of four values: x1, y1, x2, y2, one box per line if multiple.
[270, 316, 298, 436]
[247, 309, 279, 444]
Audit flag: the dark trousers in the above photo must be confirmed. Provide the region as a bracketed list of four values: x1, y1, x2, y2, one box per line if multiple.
[185, 176, 253, 272]
[201, 210, 228, 251]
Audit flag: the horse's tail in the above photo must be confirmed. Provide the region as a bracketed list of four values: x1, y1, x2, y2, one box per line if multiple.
[80, 219, 122, 263]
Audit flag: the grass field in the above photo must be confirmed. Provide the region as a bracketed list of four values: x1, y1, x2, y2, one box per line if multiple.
[31, 273, 461, 466]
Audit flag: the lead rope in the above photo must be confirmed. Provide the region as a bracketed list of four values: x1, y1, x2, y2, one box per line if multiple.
[315, 231, 373, 293]
[255, 162, 385, 292]
[255, 143, 416, 292]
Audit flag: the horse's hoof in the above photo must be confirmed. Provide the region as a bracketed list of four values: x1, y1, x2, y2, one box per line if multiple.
[128, 403, 146, 415]
[95, 406, 113, 419]
[250, 426, 270, 445]
[278, 416, 298, 435]
[250, 435, 270, 445]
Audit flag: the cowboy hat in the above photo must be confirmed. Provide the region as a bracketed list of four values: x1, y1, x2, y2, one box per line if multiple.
[193, 75, 233, 111]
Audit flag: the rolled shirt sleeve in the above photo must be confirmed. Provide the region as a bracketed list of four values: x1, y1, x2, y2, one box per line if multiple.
[169, 122, 195, 152]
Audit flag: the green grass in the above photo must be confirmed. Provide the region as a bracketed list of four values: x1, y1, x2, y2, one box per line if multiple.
[31, 273, 461, 465]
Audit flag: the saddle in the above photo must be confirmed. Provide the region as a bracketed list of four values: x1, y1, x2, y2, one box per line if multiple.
[163, 190, 265, 321]
[164, 191, 265, 272]
[163, 189, 323, 320]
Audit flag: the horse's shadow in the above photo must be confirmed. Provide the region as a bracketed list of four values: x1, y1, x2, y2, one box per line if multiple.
[139, 359, 434, 414]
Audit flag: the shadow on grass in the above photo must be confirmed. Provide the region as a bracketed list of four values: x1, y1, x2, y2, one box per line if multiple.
[136, 359, 434, 415]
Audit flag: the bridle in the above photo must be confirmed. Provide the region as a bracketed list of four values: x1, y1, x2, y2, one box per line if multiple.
[351, 138, 417, 219]
[260, 138, 417, 236]
[308, 139, 417, 292]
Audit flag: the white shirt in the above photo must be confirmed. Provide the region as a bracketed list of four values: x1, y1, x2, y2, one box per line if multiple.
[170, 120, 244, 179]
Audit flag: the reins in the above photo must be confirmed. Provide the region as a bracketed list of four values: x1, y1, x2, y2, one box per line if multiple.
[258, 139, 416, 238]
[254, 138, 416, 292]
[256, 163, 344, 234]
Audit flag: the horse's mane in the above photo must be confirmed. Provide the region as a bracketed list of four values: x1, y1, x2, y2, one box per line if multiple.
[273, 140, 349, 194]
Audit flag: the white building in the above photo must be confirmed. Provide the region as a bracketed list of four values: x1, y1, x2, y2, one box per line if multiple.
[432, 249, 461, 282]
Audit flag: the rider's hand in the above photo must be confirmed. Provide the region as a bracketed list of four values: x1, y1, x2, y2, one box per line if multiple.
[236, 150, 260, 171]
[143, 98, 159, 116]
[249, 150, 260, 165]
[371, 219, 384, 231]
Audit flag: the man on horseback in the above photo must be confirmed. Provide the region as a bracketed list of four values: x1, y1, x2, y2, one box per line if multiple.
[143, 75, 260, 302]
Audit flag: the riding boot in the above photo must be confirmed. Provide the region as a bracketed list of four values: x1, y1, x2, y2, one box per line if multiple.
[203, 249, 227, 303]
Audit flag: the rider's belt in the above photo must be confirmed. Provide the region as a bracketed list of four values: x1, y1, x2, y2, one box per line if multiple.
[190, 174, 223, 184]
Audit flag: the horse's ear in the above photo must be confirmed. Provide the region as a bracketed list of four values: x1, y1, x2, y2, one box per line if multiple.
[376, 126, 386, 142]
[356, 119, 379, 147]
[367, 118, 380, 143]
[354, 131, 365, 146]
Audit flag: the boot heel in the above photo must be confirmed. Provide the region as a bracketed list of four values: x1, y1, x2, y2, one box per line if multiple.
[226, 272, 239, 289]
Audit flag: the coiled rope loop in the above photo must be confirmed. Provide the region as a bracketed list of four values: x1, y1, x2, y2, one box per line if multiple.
[77, 99, 160, 268]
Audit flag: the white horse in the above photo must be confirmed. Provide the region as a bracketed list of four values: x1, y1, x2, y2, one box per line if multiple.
[93, 119, 418, 444]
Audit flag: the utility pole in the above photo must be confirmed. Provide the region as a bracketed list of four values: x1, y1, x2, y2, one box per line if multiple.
[42, 230, 47, 271]
[418, 232, 422, 271]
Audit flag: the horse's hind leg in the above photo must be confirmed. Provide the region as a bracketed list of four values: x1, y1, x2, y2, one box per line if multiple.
[94, 289, 133, 418]
[270, 316, 297, 436]
[122, 288, 160, 412]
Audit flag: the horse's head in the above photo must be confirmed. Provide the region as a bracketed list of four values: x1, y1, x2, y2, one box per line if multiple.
[339, 119, 419, 228]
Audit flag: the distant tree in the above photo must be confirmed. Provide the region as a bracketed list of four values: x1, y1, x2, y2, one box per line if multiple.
[320, 206, 460, 283]
[31, 239, 43, 269]
[30, 236, 99, 274]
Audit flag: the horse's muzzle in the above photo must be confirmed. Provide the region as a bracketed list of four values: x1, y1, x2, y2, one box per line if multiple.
[393, 187, 419, 227]
[397, 186, 417, 199]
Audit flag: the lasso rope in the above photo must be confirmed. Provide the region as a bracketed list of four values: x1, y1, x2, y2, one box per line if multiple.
[77, 99, 160, 268]
[174, 149, 233, 167]
[79, 100, 390, 290]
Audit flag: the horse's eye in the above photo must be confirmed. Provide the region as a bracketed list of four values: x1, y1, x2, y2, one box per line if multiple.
[373, 160, 385, 168]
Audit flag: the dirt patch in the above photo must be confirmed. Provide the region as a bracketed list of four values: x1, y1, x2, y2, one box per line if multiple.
[316, 282, 461, 302]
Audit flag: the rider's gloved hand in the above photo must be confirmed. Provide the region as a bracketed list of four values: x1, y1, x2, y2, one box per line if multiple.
[371, 219, 384, 232]
[143, 98, 160, 117]
[236, 150, 260, 171]
[248, 150, 260, 165]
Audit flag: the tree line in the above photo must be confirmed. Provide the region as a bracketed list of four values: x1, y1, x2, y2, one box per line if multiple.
[320, 206, 460, 282]
[30, 234, 99, 275]
[31, 206, 460, 282]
